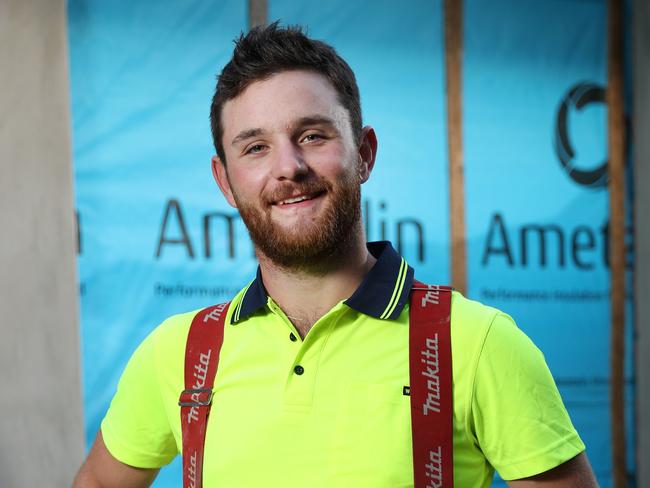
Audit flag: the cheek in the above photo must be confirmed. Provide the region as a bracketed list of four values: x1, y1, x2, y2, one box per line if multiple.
[228, 164, 267, 193]
[315, 145, 356, 177]
[332, 152, 360, 183]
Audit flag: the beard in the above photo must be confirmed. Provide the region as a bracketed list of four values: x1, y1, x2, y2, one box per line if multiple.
[233, 169, 362, 273]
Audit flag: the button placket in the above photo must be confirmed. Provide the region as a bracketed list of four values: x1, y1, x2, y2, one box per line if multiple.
[283, 329, 324, 408]
[267, 298, 303, 343]
[283, 306, 348, 409]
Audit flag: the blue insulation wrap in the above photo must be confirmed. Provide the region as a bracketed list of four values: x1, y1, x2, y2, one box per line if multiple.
[68, 1, 633, 486]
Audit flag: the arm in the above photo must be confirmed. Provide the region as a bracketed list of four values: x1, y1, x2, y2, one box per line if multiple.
[469, 312, 593, 484]
[72, 431, 159, 488]
[508, 452, 598, 487]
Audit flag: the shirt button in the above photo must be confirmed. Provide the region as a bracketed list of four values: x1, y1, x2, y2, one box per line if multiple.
[294, 365, 305, 375]
[289, 332, 297, 342]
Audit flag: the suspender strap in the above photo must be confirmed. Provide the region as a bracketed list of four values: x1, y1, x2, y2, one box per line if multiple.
[179, 302, 230, 488]
[409, 281, 454, 488]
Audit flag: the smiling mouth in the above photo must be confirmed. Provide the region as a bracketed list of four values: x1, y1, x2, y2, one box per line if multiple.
[274, 190, 326, 206]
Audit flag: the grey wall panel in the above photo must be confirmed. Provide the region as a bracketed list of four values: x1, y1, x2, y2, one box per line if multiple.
[634, 0, 650, 485]
[0, 0, 84, 486]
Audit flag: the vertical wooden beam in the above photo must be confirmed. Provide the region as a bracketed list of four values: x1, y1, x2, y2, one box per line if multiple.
[248, 0, 267, 30]
[607, 0, 627, 486]
[633, 1, 650, 484]
[444, 0, 467, 294]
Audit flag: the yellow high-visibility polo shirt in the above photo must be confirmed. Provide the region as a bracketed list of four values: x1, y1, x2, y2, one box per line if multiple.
[101, 241, 584, 487]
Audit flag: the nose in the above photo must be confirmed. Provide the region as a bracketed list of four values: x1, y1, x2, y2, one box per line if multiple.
[270, 139, 308, 181]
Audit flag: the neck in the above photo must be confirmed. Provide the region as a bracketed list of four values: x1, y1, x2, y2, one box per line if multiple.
[256, 229, 375, 338]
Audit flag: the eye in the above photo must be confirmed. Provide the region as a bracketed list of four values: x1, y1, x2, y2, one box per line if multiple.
[245, 144, 266, 155]
[301, 133, 324, 143]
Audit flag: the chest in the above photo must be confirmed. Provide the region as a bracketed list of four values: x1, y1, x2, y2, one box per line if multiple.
[187, 313, 414, 486]
[203, 339, 414, 487]
[166, 307, 488, 487]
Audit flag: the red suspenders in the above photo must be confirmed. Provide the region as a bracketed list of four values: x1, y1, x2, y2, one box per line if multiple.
[178, 283, 453, 488]
[409, 281, 454, 488]
[178, 302, 230, 488]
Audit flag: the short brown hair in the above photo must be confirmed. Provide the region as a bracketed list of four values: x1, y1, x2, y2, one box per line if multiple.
[210, 22, 362, 162]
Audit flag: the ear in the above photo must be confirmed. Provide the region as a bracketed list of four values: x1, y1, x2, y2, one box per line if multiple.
[211, 155, 237, 208]
[357, 126, 378, 184]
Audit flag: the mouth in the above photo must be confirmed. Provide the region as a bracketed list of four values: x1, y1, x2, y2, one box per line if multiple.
[273, 190, 326, 207]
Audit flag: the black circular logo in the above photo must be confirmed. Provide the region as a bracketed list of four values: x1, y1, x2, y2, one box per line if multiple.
[554, 82, 607, 188]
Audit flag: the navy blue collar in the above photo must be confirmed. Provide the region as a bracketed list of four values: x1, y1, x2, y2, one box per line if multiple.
[231, 241, 414, 324]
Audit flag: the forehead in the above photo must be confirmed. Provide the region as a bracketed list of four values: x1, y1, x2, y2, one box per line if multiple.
[221, 70, 349, 140]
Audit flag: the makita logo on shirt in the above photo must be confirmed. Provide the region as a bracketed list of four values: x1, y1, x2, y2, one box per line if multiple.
[203, 303, 227, 323]
[420, 285, 442, 415]
[421, 286, 441, 308]
[187, 450, 198, 488]
[425, 445, 443, 488]
[421, 334, 441, 415]
[187, 350, 212, 423]
[186, 304, 225, 422]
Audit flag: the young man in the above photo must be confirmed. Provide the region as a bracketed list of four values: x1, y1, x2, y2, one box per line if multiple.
[74, 24, 598, 487]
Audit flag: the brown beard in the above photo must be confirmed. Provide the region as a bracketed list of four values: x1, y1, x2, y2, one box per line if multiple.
[233, 170, 362, 273]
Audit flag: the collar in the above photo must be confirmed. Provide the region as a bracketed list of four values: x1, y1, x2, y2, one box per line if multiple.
[230, 241, 414, 324]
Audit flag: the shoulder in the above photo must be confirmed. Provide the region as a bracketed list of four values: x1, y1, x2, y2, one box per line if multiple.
[449, 290, 543, 380]
[129, 309, 200, 367]
[147, 309, 200, 349]
[113, 291, 247, 406]
[450, 290, 501, 327]
[146, 287, 249, 354]
[447, 292, 547, 424]
[449, 291, 506, 358]
[151, 309, 200, 342]
[113, 309, 200, 393]
[130, 295, 245, 383]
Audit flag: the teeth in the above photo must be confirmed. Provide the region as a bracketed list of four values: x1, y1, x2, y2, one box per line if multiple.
[280, 195, 310, 205]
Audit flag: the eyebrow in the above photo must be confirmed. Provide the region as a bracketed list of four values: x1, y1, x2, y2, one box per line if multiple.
[231, 128, 264, 147]
[294, 115, 337, 129]
[230, 115, 339, 147]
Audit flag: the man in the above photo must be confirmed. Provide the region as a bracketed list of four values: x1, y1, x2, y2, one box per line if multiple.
[74, 23, 598, 487]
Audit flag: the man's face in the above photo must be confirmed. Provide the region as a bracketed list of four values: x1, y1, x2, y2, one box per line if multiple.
[213, 70, 374, 270]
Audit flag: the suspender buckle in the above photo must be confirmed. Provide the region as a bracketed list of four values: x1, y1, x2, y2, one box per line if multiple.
[178, 388, 213, 407]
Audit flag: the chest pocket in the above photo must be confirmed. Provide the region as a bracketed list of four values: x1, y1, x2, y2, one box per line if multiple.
[326, 381, 414, 488]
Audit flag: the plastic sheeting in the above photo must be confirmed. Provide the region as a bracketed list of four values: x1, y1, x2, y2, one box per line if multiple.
[67, 1, 634, 485]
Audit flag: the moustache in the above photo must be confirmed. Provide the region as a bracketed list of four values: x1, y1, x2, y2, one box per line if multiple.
[264, 179, 331, 205]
